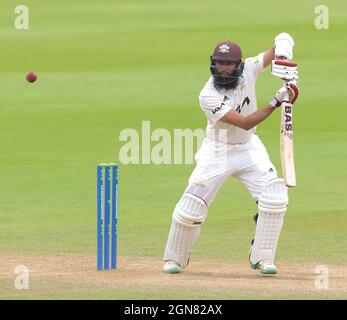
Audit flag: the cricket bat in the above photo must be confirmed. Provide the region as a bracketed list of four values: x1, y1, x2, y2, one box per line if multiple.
[280, 81, 296, 187]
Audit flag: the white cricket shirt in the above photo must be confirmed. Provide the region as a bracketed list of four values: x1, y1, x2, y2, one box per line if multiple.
[199, 53, 265, 144]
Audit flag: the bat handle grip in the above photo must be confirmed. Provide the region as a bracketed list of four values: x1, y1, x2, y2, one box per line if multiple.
[283, 79, 291, 102]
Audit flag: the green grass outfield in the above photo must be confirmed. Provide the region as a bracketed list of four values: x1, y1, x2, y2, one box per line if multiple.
[0, 0, 346, 299]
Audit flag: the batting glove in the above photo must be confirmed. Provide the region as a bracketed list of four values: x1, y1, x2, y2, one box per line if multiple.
[270, 81, 299, 108]
[272, 60, 298, 81]
[274, 32, 294, 60]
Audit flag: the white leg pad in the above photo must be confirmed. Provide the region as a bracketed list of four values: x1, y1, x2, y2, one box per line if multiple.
[164, 193, 207, 268]
[250, 178, 288, 265]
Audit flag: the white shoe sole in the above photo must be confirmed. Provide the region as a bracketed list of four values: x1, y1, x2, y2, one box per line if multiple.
[163, 262, 182, 274]
[250, 262, 277, 275]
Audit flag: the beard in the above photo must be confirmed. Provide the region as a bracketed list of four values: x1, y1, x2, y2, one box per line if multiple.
[212, 75, 241, 91]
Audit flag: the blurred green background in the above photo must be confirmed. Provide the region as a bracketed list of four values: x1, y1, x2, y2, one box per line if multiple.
[0, 0, 346, 298]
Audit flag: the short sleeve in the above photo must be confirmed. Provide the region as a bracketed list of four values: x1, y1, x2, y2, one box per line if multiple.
[199, 94, 232, 124]
[244, 52, 264, 79]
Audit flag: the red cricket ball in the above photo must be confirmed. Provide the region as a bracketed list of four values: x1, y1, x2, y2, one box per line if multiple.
[26, 72, 37, 83]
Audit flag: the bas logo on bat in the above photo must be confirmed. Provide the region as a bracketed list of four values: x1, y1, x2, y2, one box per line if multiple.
[284, 105, 292, 131]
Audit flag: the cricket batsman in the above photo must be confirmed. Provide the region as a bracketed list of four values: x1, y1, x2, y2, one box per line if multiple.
[163, 33, 299, 275]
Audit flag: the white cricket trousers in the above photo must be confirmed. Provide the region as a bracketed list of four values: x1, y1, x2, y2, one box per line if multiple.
[184, 134, 278, 206]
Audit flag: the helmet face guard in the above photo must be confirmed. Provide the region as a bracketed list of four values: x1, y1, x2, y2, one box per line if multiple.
[210, 58, 244, 89]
